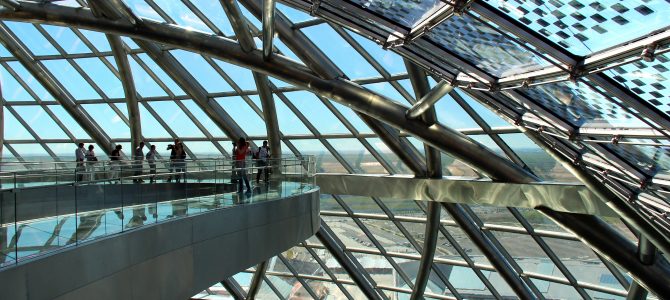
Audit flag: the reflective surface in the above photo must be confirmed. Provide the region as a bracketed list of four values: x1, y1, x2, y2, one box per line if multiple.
[0, 157, 315, 268]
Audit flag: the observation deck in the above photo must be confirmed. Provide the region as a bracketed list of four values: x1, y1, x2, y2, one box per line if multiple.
[0, 158, 319, 300]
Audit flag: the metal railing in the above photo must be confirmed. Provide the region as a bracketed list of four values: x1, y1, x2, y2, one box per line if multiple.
[0, 156, 315, 268]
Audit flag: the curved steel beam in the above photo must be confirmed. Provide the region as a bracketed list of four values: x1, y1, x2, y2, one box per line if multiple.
[221, 0, 281, 158]
[261, 0, 275, 60]
[405, 61, 444, 300]
[537, 207, 670, 297]
[107, 35, 142, 150]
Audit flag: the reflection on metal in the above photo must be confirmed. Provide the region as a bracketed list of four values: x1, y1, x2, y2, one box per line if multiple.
[0, 23, 114, 154]
[107, 35, 142, 150]
[0, 0, 18, 11]
[316, 219, 382, 300]
[316, 174, 616, 216]
[221, 277, 247, 300]
[262, 0, 275, 60]
[627, 236, 654, 300]
[219, 0, 256, 53]
[221, 0, 282, 159]
[405, 80, 454, 119]
[537, 207, 670, 298]
[406, 60, 442, 300]
[246, 260, 268, 300]
[523, 131, 670, 259]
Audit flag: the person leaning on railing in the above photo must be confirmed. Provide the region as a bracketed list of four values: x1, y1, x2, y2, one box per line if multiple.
[133, 142, 145, 183]
[75, 142, 86, 182]
[110, 145, 123, 183]
[146, 145, 157, 183]
[85, 144, 98, 181]
[255, 140, 271, 184]
[233, 137, 251, 193]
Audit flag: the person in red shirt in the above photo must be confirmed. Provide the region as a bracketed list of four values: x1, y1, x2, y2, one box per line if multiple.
[233, 137, 251, 193]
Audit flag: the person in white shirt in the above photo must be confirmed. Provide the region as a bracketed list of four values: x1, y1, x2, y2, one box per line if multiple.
[146, 145, 157, 183]
[255, 140, 271, 183]
[75, 142, 86, 182]
[85, 144, 98, 181]
[133, 142, 145, 183]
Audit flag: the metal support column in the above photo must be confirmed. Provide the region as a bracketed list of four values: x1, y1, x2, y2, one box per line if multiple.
[627, 236, 654, 300]
[221, 277, 247, 300]
[316, 219, 383, 300]
[246, 260, 268, 300]
[405, 80, 453, 120]
[405, 60, 443, 300]
[262, 0, 275, 60]
[221, 0, 281, 158]
[107, 35, 142, 150]
[0, 23, 114, 154]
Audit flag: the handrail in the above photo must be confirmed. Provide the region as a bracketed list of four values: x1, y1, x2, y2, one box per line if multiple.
[0, 156, 316, 269]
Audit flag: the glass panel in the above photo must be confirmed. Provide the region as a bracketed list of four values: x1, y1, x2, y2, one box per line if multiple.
[339, 195, 384, 214]
[490, 231, 568, 280]
[366, 138, 411, 174]
[485, 0, 670, 55]
[11, 106, 68, 139]
[138, 105, 171, 138]
[41, 25, 90, 54]
[128, 56, 168, 97]
[47, 105, 89, 139]
[152, 0, 213, 33]
[328, 138, 387, 174]
[4, 111, 32, 140]
[6, 61, 55, 101]
[124, 0, 164, 21]
[427, 13, 550, 77]
[323, 216, 376, 250]
[78, 29, 111, 52]
[433, 92, 480, 129]
[348, 29, 406, 75]
[41, 60, 100, 100]
[213, 59, 256, 90]
[320, 194, 347, 212]
[608, 54, 670, 118]
[302, 24, 382, 79]
[81, 104, 130, 138]
[277, 3, 314, 23]
[330, 101, 373, 134]
[347, 0, 446, 28]
[181, 100, 226, 137]
[4, 21, 59, 56]
[183, 141, 221, 158]
[290, 139, 347, 173]
[456, 89, 511, 128]
[518, 81, 647, 128]
[379, 197, 424, 217]
[170, 50, 233, 92]
[9, 143, 49, 160]
[1, 65, 36, 102]
[499, 133, 577, 182]
[216, 96, 266, 137]
[75, 58, 124, 99]
[284, 91, 349, 134]
[137, 53, 186, 96]
[190, 0, 235, 36]
[273, 95, 312, 135]
[148, 101, 205, 137]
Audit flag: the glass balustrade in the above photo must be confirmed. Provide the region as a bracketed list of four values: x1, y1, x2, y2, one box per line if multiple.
[0, 156, 316, 268]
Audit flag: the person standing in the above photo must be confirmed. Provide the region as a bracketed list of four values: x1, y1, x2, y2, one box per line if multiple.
[110, 145, 123, 183]
[133, 142, 145, 183]
[75, 142, 86, 182]
[255, 140, 271, 183]
[146, 145, 157, 183]
[85, 144, 98, 181]
[233, 137, 251, 193]
[173, 142, 187, 183]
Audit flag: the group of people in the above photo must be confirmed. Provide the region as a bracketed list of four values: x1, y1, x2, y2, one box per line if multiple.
[232, 138, 272, 193]
[74, 139, 186, 183]
[75, 138, 271, 191]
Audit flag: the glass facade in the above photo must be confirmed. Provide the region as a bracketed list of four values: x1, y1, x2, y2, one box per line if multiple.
[0, 0, 668, 299]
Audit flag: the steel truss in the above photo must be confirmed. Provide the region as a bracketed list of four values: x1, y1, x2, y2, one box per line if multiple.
[0, 1, 668, 296]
